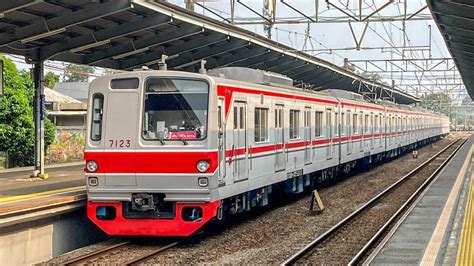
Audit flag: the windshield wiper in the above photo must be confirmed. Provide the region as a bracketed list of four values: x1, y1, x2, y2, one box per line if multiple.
[157, 132, 166, 145]
[175, 133, 188, 145]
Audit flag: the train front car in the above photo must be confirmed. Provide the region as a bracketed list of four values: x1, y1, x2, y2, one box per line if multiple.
[85, 71, 221, 236]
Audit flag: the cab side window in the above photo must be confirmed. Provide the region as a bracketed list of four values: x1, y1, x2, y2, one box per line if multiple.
[91, 94, 104, 141]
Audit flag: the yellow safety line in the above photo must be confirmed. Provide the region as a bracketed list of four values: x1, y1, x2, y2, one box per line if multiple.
[0, 185, 86, 203]
[420, 145, 473, 266]
[456, 171, 474, 266]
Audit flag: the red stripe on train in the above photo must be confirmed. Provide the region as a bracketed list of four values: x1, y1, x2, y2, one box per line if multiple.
[84, 151, 218, 174]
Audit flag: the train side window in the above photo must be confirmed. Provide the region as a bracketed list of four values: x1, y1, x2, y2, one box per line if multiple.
[304, 109, 311, 127]
[345, 112, 350, 135]
[353, 114, 357, 134]
[254, 108, 268, 142]
[239, 106, 244, 129]
[315, 111, 323, 137]
[289, 110, 300, 139]
[233, 106, 238, 129]
[341, 113, 345, 135]
[364, 114, 369, 133]
[275, 109, 278, 128]
[375, 115, 379, 132]
[91, 94, 104, 141]
[275, 108, 283, 128]
[379, 115, 382, 132]
[218, 106, 222, 129]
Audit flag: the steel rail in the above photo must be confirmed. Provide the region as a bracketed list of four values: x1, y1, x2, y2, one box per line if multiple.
[125, 241, 180, 265]
[351, 136, 469, 265]
[64, 240, 130, 265]
[281, 137, 464, 265]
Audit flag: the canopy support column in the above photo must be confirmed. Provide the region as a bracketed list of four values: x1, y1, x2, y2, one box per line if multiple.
[33, 60, 46, 178]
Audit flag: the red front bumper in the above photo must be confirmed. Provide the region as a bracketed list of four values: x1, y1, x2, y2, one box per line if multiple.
[87, 200, 221, 236]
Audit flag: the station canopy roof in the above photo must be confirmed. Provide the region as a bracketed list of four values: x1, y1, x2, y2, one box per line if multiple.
[428, 0, 474, 100]
[0, 0, 418, 104]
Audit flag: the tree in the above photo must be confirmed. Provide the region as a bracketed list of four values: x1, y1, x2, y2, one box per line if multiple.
[419, 93, 452, 116]
[0, 56, 55, 167]
[62, 63, 95, 82]
[44, 71, 60, 89]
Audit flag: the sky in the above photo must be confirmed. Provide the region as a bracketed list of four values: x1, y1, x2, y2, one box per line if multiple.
[174, 0, 466, 101]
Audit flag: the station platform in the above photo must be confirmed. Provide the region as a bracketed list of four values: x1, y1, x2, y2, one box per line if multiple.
[369, 135, 474, 265]
[0, 162, 85, 215]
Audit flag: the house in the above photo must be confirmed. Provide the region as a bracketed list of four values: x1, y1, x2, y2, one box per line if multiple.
[53, 82, 90, 103]
[44, 87, 87, 135]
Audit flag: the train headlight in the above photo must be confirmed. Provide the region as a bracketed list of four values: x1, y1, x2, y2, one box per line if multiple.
[86, 160, 98, 173]
[196, 160, 210, 173]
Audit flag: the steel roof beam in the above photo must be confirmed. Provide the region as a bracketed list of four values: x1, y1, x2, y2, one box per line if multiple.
[83, 25, 203, 65]
[230, 52, 282, 68]
[300, 70, 335, 84]
[0, 0, 132, 48]
[42, 15, 172, 60]
[432, 1, 474, 20]
[280, 63, 314, 76]
[246, 54, 285, 68]
[305, 73, 346, 88]
[447, 36, 474, 48]
[289, 67, 324, 80]
[205, 46, 268, 69]
[169, 40, 249, 69]
[267, 60, 305, 73]
[253, 56, 297, 70]
[0, 0, 43, 14]
[448, 41, 474, 51]
[121, 33, 227, 69]
[437, 16, 474, 32]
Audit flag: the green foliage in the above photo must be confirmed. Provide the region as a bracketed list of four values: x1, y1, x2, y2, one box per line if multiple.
[0, 56, 56, 167]
[419, 93, 452, 116]
[44, 72, 60, 89]
[62, 63, 94, 82]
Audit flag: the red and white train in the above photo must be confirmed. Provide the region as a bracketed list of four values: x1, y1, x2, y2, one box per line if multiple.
[84, 67, 449, 236]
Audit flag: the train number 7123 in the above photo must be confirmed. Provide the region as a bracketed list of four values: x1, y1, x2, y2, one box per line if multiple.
[109, 139, 131, 148]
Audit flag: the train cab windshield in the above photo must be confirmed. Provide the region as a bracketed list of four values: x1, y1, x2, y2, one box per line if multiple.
[143, 78, 209, 142]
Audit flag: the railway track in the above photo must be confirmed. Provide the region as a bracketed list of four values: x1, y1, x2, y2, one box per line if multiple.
[63, 240, 179, 265]
[281, 136, 469, 265]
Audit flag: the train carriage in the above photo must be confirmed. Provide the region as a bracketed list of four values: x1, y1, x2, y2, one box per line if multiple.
[84, 67, 449, 236]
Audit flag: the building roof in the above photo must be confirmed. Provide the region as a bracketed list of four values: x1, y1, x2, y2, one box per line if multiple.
[428, 0, 473, 100]
[44, 87, 82, 104]
[53, 82, 90, 101]
[0, 0, 419, 104]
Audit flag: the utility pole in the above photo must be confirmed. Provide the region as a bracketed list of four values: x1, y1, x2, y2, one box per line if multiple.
[263, 0, 275, 39]
[186, 0, 194, 11]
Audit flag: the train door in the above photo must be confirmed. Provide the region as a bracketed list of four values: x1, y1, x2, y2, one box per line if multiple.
[218, 98, 226, 184]
[359, 112, 364, 152]
[347, 111, 352, 155]
[104, 92, 138, 185]
[304, 107, 312, 164]
[326, 108, 333, 159]
[275, 105, 285, 172]
[370, 114, 375, 149]
[233, 102, 248, 182]
[364, 114, 370, 150]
